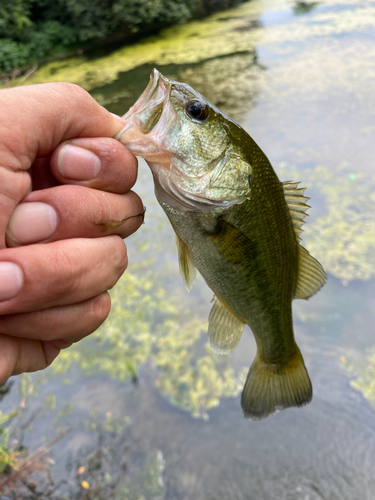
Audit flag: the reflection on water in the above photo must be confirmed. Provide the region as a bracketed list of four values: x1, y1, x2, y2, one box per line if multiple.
[2, 0, 375, 498]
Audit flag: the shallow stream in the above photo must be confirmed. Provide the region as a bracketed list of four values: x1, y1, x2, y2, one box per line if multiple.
[3, 1, 375, 498]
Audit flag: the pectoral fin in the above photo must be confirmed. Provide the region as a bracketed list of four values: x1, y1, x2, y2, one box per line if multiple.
[208, 297, 245, 354]
[206, 218, 256, 263]
[176, 236, 197, 291]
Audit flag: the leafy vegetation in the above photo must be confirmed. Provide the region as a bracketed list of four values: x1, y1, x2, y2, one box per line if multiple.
[0, 0, 247, 74]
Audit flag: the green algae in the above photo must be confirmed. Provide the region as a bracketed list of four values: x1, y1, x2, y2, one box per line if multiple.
[342, 348, 375, 409]
[4, 0, 267, 90]
[281, 163, 375, 282]
[51, 254, 243, 419]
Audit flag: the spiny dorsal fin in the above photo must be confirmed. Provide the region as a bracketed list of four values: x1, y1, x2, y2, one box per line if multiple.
[208, 296, 245, 354]
[282, 181, 311, 240]
[176, 236, 197, 291]
[282, 181, 327, 299]
[295, 245, 327, 299]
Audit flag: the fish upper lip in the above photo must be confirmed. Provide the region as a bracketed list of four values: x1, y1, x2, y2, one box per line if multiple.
[123, 69, 170, 120]
[121, 68, 171, 136]
[115, 69, 171, 147]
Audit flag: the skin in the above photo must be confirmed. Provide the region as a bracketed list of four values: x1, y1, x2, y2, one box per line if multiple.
[0, 82, 144, 384]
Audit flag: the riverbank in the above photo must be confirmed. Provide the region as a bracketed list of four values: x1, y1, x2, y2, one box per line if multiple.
[0, 0, 249, 84]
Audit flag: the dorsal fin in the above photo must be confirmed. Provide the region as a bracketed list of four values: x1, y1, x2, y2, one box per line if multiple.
[282, 181, 311, 241]
[282, 181, 327, 299]
[176, 236, 197, 291]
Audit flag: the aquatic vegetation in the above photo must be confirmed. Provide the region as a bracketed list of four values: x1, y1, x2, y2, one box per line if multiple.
[175, 51, 263, 121]
[0, 0, 248, 74]
[90, 49, 263, 125]
[62, 445, 165, 500]
[4, 0, 264, 90]
[51, 257, 243, 419]
[115, 450, 165, 500]
[280, 163, 375, 281]
[154, 319, 243, 419]
[0, 376, 68, 498]
[341, 349, 375, 407]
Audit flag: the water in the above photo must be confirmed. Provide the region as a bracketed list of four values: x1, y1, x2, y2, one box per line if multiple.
[2, 0, 375, 498]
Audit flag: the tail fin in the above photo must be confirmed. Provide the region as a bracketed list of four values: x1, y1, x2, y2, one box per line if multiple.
[241, 347, 312, 420]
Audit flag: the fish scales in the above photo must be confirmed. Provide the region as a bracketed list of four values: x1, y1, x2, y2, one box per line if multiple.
[116, 69, 326, 419]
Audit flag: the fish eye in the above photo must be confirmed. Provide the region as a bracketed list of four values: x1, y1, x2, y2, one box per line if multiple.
[185, 99, 209, 122]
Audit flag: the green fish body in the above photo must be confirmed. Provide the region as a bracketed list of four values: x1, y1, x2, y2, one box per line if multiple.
[116, 69, 326, 419]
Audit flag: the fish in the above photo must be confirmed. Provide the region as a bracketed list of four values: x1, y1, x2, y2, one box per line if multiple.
[115, 68, 327, 420]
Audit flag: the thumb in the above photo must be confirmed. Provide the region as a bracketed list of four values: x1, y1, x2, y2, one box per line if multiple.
[0, 83, 123, 248]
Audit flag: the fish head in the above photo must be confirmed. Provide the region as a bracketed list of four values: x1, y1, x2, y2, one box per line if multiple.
[116, 69, 252, 211]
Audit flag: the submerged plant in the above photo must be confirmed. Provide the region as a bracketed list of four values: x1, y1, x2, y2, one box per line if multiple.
[0, 377, 62, 498]
[342, 348, 375, 407]
[50, 250, 243, 418]
[280, 163, 375, 282]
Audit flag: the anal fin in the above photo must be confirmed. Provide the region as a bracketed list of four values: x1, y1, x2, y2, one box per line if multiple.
[208, 297, 245, 355]
[176, 236, 197, 291]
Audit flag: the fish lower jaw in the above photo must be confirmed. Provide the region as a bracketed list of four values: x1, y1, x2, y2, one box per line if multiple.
[118, 132, 160, 158]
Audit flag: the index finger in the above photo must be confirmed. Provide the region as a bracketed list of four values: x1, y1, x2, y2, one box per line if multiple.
[0, 83, 124, 248]
[0, 83, 122, 166]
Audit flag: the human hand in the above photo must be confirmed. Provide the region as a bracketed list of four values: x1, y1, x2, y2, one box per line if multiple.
[0, 82, 144, 383]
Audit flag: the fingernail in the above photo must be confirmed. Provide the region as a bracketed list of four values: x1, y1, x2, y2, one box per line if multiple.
[111, 112, 127, 125]
[57, 144, 102, 181]
[6, 202, 58, 246]
[0, 262, 23, 301]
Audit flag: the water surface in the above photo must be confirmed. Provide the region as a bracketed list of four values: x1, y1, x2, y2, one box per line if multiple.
[3, 1, 375, 498]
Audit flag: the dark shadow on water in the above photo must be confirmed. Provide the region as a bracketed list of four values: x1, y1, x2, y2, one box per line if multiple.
[0, 382, 13, 403]
[89, 48, 263, 124]
[293, 1, 320, 16]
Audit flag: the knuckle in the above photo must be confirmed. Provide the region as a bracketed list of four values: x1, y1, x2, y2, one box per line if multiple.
[48, 245, 78, 296]
[53, 82, 89, 100]
[106, 236, 128, 289]
[0, 364, 11, 385]
[91, 292, 111, 324]
[0, 335, 16, 383]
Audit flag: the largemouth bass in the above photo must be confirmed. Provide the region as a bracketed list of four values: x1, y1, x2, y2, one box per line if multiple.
[115, 69, 326, 420]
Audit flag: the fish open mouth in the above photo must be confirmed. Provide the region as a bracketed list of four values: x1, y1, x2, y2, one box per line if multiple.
[115, 69, 170, 139]
[123, 68, 163, 118]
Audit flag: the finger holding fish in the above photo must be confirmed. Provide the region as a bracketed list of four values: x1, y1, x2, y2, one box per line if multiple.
[0, 235, 127, 316]
[6, 185, 144, 248]
[49, 137, 138, 193]
[0, 292, 111, 342]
